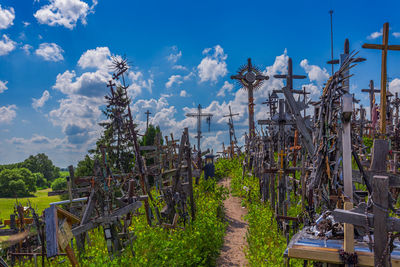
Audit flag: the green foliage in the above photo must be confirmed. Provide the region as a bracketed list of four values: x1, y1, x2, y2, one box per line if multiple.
[0, 153, 60, 184]
[363, 136, 373, 154]
[140, 124, 163, 147]
[0, 168, 36, 197]
[214, 157, 240, 181]
[75, 155, 94, 177]
[51, 177, 67, 191]
[19, 178, 227, 267]
[33, 172, 48, 189]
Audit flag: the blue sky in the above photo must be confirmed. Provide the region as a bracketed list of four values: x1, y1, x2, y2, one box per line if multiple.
[0, 0, 399, 167]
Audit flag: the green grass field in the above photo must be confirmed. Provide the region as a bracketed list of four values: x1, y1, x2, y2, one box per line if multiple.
[0, 188, 60, 220]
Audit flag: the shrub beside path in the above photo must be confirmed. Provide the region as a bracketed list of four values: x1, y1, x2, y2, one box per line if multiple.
[216, 177, 248, 267]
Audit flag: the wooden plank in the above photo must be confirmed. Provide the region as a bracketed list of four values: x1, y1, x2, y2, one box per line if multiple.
[288, 246, 400, 266]
[72, 221, 96, 236]
[370, 139, 389, 171]
[344, 202, 354, 253]
[44, 205, 58, 257]
[56, 206, 80, 225]
[3, 218, 33, 226]
[110, 201, 142, 217]
[373, 175, 390, 266]
[362, 43, 384, 50]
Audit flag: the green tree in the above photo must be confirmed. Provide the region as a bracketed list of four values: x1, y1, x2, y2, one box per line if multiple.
[34, 172, 48, 189]
[22, 153, 60, 182]
[0, 168, 36, 197]
[75, 155, 94, 177]
[91, 85, 135, 173]
[51, 177, 67, 191]
[140, 124, 163, 147]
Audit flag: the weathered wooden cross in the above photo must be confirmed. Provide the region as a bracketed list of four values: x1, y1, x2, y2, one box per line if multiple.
[362, 22, 400, 135]
[362, 80, 380, 122]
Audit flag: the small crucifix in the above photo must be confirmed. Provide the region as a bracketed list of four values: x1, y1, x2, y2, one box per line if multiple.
[361, 80, 380, 122]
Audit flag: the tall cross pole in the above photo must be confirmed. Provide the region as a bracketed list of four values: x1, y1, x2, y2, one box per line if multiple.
[361, 80, 380, 121]
[363, 22, 400, 135]
[231, 58, 269, 138]
[144, 110, 151, 132]
[223, 105, 239, 158]
[185, 104, 213, 155]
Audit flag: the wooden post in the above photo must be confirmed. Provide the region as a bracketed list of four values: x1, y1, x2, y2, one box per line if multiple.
[373, 175, 390, 267]
[342, 94, 353, 202]
[184, 127, 195, 221]
[343, 202, 354, 254]
[370, 139, 389, 172]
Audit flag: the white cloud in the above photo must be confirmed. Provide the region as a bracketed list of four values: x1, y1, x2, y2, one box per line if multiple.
[34, 0, 97, 30]
[35, 42, 64, 61]
[9, 134, 63, 147]
[172, 65, 187, 71]
[23, 21, 30, 27]
[22, 44, 33, 55]
[180, 90, 189, 97]
[300, 59, 329, 86]
[78, 46, 111, 70]
[0, 34, 16, 56]
[53, 69, 109, 97]
[32, 90, 50, 110]
[0, 5, 15, 30]
[0, 105, 17, 124]
[165, 74, 183, 88]
[0, 80, 8, 93]
[183, 71, 195, 81]
[167, 46, 182, 64]
[197, 45, 228, 83]
[217, 81, 234, 97]
[390, 78, 400, 95]
[367, 29, 382, 40]
[393, 32, 400, 38]
[127, 70, 153, 98]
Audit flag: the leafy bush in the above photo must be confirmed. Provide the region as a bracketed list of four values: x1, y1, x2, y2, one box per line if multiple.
[51, 177, 67, 191]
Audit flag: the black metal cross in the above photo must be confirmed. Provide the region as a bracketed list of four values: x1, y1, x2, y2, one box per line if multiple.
[231, 58, 269, 138]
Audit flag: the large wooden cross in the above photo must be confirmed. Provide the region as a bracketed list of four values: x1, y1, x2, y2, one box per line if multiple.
[362, 22, 400, 135]
[231, 58, 269, 138]
[144, 110, 151, 132]
[361, 80, 380, 121]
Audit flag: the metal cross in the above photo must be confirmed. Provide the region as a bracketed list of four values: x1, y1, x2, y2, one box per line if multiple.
[223, 105, 239, 158]
[231, 58, 269, 138]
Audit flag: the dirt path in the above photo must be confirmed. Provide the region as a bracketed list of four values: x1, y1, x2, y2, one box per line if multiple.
[216, 177, 248, 267]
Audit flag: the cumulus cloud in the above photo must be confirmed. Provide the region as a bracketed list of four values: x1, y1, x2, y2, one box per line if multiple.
[300, 59, 329, 86]
[53, 69, 109, 97]
[78, 46, 111, 70]
[127, 70, 153, 98]
[0, 105, 17, 124]
[35, 43, 64, 61]
[197, 45, 228, 83]
[180, 90, 189, 97]
[0, 80, 8, 93]
[0, 5, 15, 30]
[393, 32, 400, 38]
[165, 74, 183, 88]
[217, 81, 234, 97]
[34, 0, 97, 30]
[23, 21, 30, 27]
[172, 65, 187, 71]
[0, 34, 16, 56]
[9, 134, 63, 146]
[32, 90, 50, 110]
[367, 29, 382, 40]
[390, 78, 400, 94]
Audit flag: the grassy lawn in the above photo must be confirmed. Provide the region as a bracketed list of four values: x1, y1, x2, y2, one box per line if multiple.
[0, 188, 60, 220]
